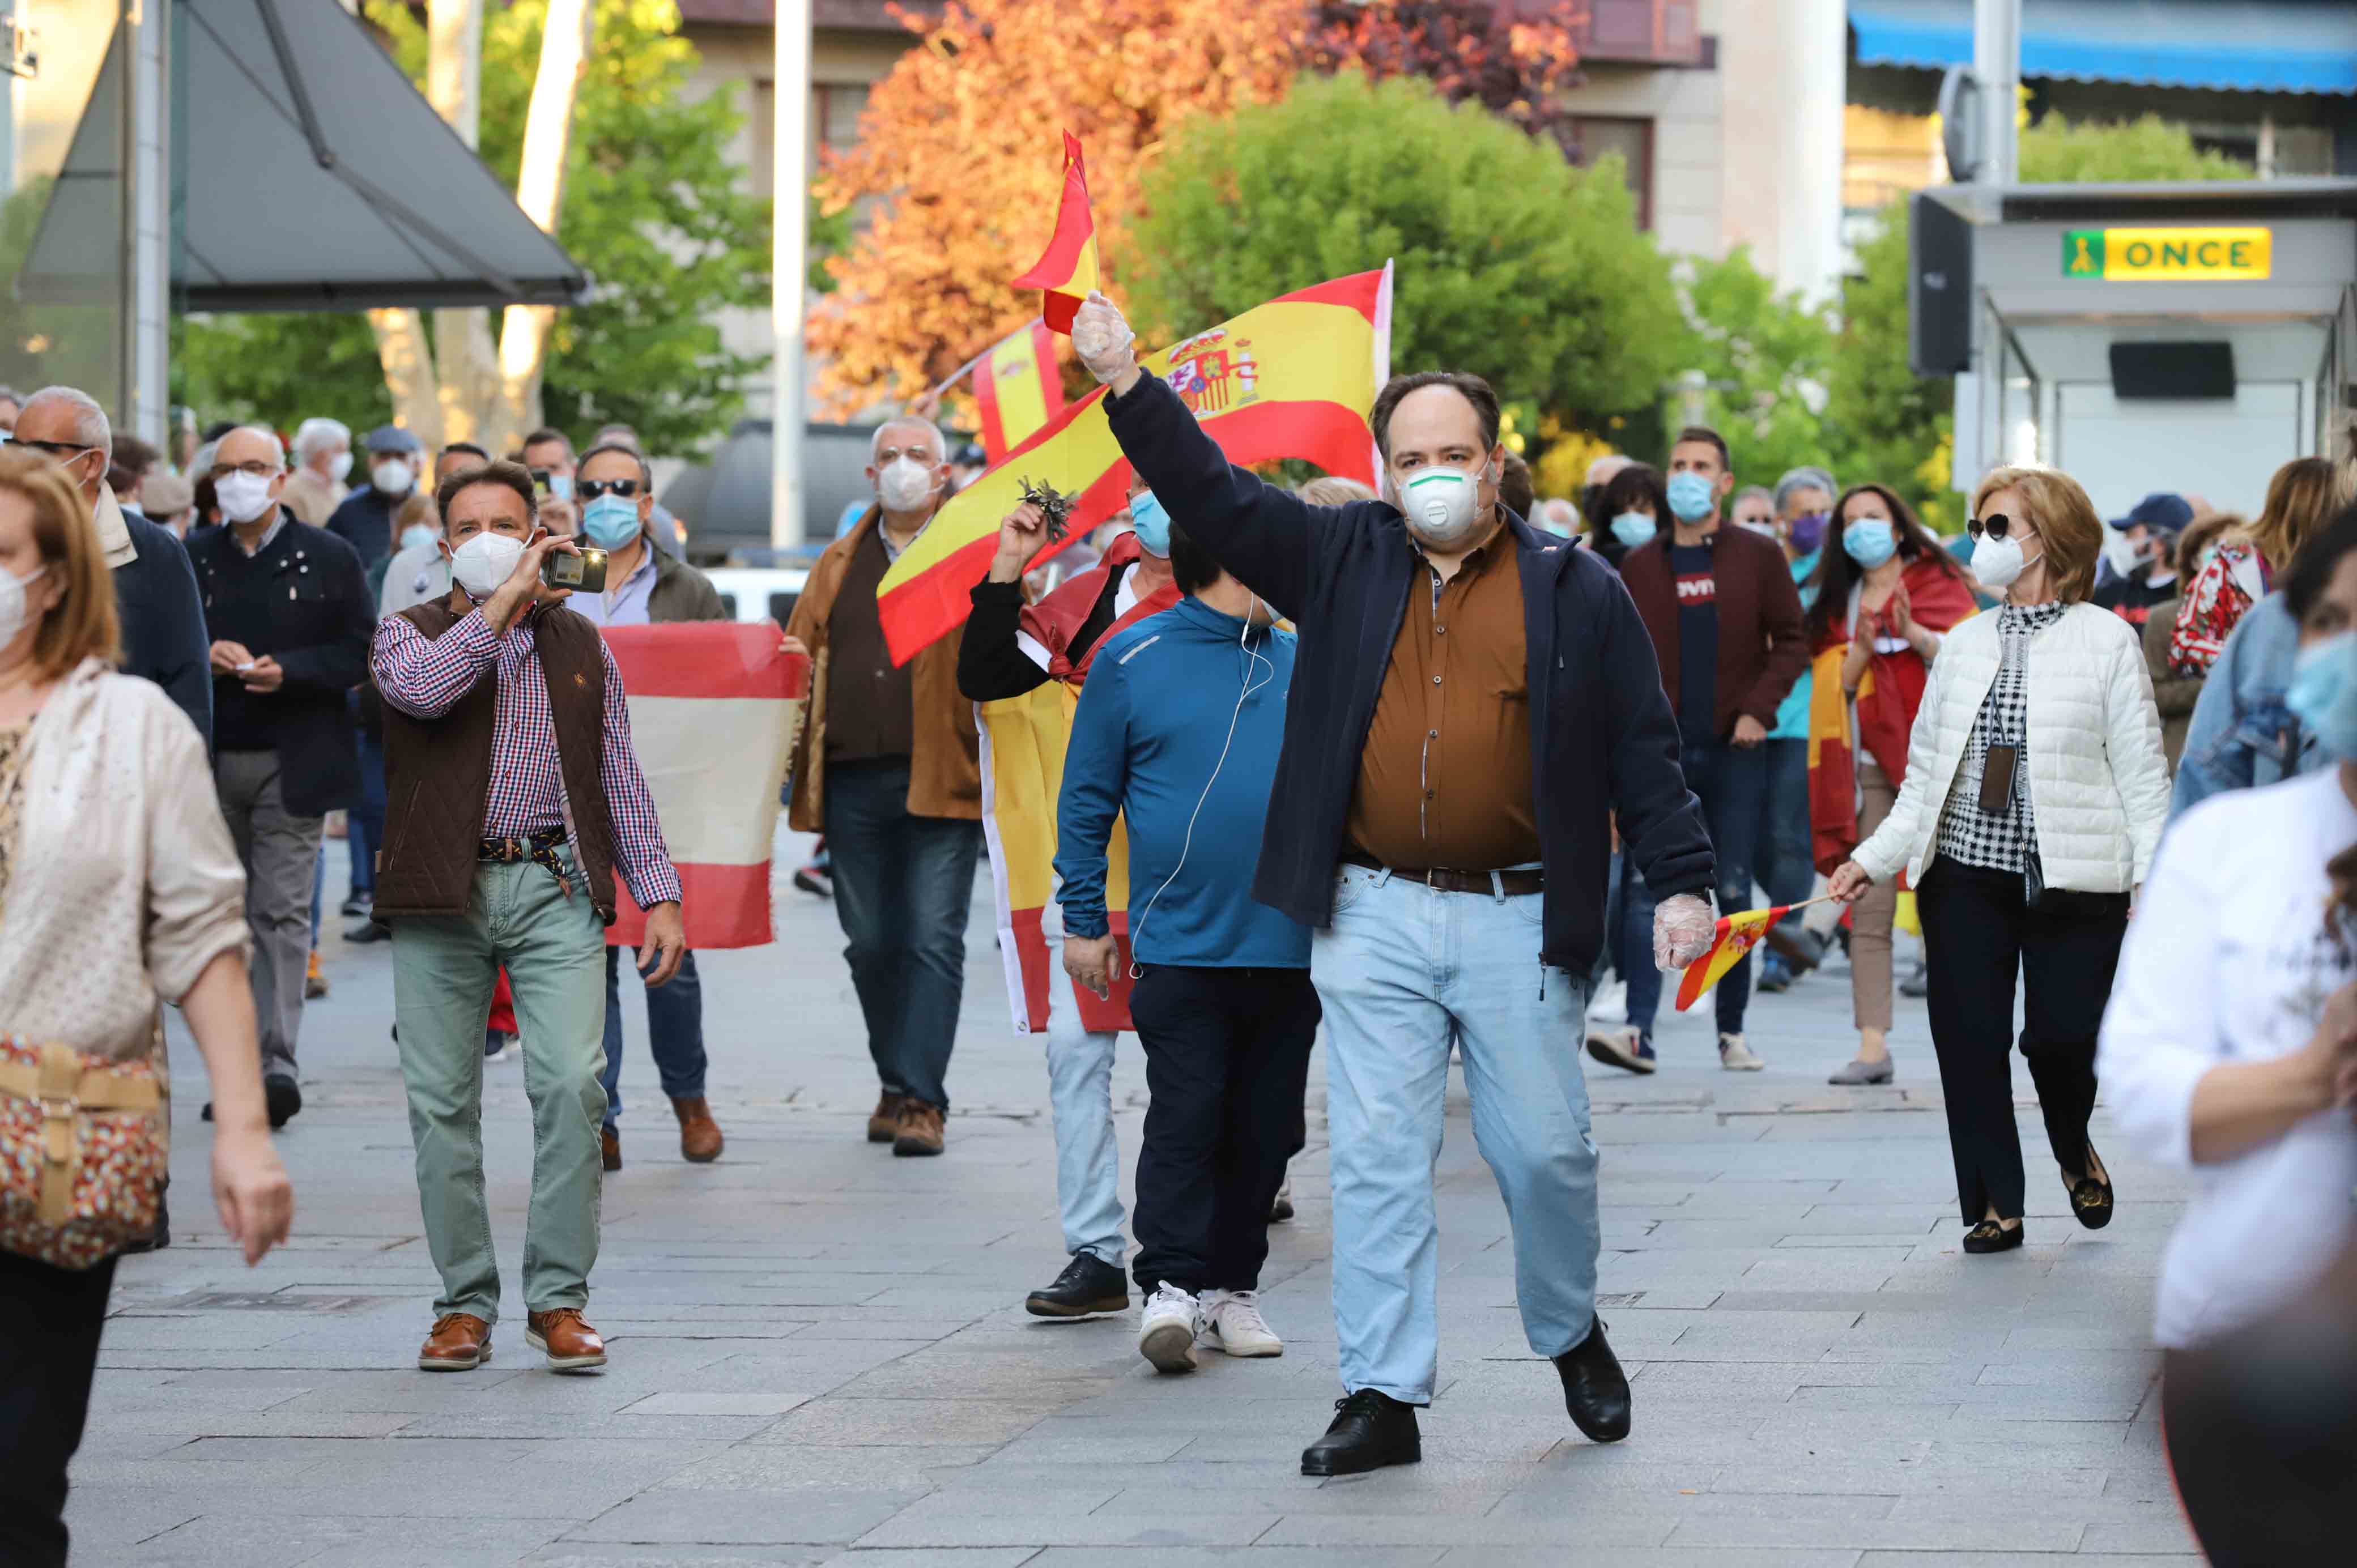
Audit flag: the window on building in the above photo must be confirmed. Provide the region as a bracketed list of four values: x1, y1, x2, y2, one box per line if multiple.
[1571, 117, 1653, 229]
[815, 83, 872, 164]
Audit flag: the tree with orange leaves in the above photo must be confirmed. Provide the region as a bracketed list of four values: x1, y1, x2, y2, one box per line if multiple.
[808, 0, 1588, 416]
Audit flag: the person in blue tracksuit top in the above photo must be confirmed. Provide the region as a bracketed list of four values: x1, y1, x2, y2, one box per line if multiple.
[1054, 522, 1317, 1378]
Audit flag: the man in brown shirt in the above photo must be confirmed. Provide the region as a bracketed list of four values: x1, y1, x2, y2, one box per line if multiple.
[782, 416, 982, 1157]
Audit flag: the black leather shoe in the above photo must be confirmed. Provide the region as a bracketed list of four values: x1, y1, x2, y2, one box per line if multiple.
[1301, 1388, 1422, 1476]
[1025, 1253, 1128, 1318]
[1555, 1317, 1631, 1442]
[265, 1075, 303, 1128]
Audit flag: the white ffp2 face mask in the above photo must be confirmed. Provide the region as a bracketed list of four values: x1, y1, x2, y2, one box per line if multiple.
[449, 531, 526, 598]
[877, 457, 938, 513]
[327, 450, 354, 484]
[1396, 459, 1491, 548]
[215, 470, 278, 525]
[371, 457, 413, 495]
[1972, 532, 2040, 592]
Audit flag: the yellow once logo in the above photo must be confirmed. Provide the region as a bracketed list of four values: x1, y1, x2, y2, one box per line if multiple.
[2064, 227, 2272, 282]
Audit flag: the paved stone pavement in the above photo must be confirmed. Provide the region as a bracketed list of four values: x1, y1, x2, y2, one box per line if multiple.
[75, 830, 2201, 1566]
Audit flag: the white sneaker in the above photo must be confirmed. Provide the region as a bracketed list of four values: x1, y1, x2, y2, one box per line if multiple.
[1718, 1032, 1767, 1071]
[1591, 977, 1628, 1024]
[1138, 1282, 1200, 1373]
[1201, 1289, 1283, 1358]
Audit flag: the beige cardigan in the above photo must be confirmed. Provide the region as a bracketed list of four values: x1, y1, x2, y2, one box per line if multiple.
[0, 661, 249, 1075]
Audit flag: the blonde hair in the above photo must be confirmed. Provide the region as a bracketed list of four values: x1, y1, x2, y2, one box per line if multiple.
[1971, 463, 2105, 604]
[0, 446, 121, 678]
[2249, 457, 2343, 578]
[1297, 475, 1376, 506]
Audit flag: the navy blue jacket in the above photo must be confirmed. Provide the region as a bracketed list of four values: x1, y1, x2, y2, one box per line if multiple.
[1103, 371, 1713, 974]
[325, 485, 407, 568]
[111, 509, 213, 749]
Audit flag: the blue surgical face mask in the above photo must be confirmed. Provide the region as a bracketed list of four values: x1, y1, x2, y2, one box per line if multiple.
[1843, 517, 1899, 570]
[1128, 489, 1171, 558]
[1665, 470, 1717, 523]
[398, 522, 437, 556]
[581, 494, 643, 551]
[1610, 512, 1657, 549]
[2287, 630, 2357, 760]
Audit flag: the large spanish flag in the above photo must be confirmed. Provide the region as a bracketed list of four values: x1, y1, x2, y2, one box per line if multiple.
[600, 623, 807, 951]
[1675, 905, 1797, 1012]
[875, 264, 1394, 665]
[974, 319, 1064, 463]
[1012, 132, 1100, 334]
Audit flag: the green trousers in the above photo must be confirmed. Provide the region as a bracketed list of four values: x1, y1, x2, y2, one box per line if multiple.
[389, 851, 609, 1323]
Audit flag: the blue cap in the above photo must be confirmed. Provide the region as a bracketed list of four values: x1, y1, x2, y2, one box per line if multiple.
[364, 424, 422, 455]
[2109, 492, 2193, 534]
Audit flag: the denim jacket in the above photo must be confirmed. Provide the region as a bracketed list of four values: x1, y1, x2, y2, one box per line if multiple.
[2170, 594, 2318, 820]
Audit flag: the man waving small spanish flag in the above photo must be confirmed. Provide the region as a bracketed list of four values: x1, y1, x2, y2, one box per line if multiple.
[1014, 131, 1100, 334]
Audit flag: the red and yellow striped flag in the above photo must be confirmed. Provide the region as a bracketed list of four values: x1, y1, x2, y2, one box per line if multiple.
[974, 319, 1065, 463]
[874, 265, 1395, 666]
[1674, 905, 1795, 1012]
[1012, 131, 1100, 334]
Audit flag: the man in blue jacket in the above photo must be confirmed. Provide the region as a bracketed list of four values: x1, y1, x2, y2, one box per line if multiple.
[1055, 523, 1316, 1378]
[1071, 290, 1719, 1475]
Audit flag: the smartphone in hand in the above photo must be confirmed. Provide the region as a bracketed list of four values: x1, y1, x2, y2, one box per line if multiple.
[542, 546, 609, 594]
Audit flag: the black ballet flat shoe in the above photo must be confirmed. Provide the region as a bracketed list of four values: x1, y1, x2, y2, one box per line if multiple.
[2067, 1143, 2115, 1230]
[1963, 1219, 2024, 1255]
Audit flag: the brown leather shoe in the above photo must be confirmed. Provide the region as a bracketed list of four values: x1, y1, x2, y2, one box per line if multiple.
[672, 1096, 724, 1162]
[601, 1125, 622, 1171]
[867, 1091, 904, 1144]
[893, 1099, 946, 1157]
[525, 1307, 607, 1372]
[418, 1312, 492, 1371]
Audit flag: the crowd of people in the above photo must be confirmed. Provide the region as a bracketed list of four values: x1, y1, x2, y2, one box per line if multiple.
[1, 292, 2355, 1563]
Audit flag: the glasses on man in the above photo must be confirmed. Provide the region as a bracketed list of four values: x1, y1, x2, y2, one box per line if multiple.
[577, 478, 642, 500]
[14, 439, 96, 460]
[207, 459, 282, 480]
[1967, 513, 2035, 542]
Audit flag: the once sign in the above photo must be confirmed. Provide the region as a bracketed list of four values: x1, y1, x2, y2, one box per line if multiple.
[2063, 227, 2273, 282]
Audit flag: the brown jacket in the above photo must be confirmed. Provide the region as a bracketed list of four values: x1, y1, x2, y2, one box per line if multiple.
[1620, 523, 1809, 738]
[784, 507, 980, 831]
[372, 595, 623, 924]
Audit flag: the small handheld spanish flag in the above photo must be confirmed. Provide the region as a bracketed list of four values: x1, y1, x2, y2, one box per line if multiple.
[1013, 131, 1100, 335]
[1674, 904, 1797, 1012]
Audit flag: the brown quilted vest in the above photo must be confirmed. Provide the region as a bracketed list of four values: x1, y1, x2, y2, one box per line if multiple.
[373, 596, 621, 926]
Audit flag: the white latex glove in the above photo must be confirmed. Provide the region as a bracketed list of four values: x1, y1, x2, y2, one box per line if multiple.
[1071, 290, 1138, 385]
[1653, 892, 1717, 971]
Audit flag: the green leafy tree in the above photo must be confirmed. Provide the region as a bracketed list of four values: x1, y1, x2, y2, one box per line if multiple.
[175, 1, 769, 456]
[1679, 248, 1837, 488]
[1818, 114, 2253, 531]
[1125, 73, 1685, 437]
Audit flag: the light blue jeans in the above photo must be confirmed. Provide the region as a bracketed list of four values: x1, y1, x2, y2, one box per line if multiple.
[1316, 864, 1599, 1405]
[1044, 931, 1125, 1267]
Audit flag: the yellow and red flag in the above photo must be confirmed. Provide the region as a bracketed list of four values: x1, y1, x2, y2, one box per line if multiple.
[1013, 131, 1100, 334]
[1675, 905, 1796, 1013]
[973, 319, 1065, 463]
[875, 264, 1395, 665]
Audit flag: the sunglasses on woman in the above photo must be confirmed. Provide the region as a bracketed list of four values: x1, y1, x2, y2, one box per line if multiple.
[1967, 513, 2035, 542]
[577, 478, 642, 500]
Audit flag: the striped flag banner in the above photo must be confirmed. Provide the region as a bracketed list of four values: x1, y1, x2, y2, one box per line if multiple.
[1013, 131, 1101, 334]
[975, 318, 1065, 462]
[1675, 905, 1794, 1012]
[599, 622, 809, 950]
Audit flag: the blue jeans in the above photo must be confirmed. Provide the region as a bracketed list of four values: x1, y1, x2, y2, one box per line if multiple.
[601, 947, 708, 1131]
[348, 726, 386, 900]
[1044, 928, 1125, 1266]
[823, 758, 984, 1110]
[1315, 864, 1598, 1405]
[1624, 738, 1765, 1037]
[1756, 738, 1815, 907]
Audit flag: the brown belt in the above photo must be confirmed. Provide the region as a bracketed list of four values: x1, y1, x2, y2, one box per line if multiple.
[1341, 849, 1542, 897]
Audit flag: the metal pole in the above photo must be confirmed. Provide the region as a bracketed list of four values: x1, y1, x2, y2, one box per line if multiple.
[125, 0, 171, 444]
[771, 3, 809, 552]
[1972, 0, 2019, 188]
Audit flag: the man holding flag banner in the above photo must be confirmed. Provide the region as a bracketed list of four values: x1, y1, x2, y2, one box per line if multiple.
[1069, 284, 1720, 1476]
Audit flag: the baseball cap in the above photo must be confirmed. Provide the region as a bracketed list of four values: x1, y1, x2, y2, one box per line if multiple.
[2109, 492, 2193, 535]
[364, 424, 423, 455]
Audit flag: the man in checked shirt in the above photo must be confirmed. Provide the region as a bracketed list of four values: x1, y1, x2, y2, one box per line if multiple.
[369, 459, 686, 1376]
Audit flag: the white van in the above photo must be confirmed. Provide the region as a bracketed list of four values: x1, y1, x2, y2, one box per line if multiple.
[701, 566, 811, 630]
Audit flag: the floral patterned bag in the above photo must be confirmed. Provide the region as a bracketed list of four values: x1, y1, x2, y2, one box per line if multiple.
[0, 1036, 165, 1270]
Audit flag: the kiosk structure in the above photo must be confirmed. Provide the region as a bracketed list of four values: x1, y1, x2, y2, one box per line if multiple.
[1913, 179, 2356, 518]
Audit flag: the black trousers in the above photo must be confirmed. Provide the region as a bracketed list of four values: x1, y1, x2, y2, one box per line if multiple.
[0, 1250, 117, 1568]
[1129, 964, 1319, 1296]
[1917, 859, 2126, 1224]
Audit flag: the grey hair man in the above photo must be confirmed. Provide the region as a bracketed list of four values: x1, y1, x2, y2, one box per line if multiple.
[283, 416, 355, 527]
[14, 386, 211, 746]
[1772, 465, 1837, 563]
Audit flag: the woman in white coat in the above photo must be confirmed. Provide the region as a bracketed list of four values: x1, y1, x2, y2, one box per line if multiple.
[1830, 465, 2171, 1254]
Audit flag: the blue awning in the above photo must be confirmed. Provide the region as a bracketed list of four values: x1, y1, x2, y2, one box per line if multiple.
[1851, 2, 2357, 96]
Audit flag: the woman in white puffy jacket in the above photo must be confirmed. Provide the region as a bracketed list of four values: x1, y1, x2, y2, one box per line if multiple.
[1829, 465, 2171, 1255]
